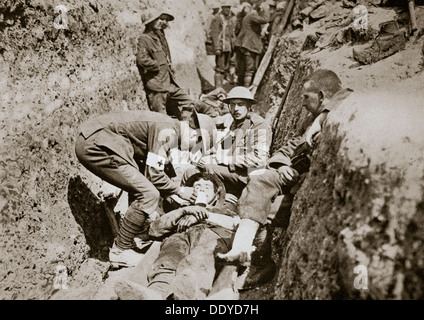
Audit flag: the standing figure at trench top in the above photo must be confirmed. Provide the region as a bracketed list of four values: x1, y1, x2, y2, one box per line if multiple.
[74, 109, 215, 268]
[205, 5, 221, 57]
[235, 1, 270, 87]
[209, 3, 235, 88]
[217, 70, 353, 290]
[136, 8, 192, 119]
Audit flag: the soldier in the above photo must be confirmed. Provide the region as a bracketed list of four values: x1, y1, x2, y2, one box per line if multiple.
[217, 70, 353, 290]
[186, 86, 272, 200]
[205, 5, 221, 56]
[74, 110, 216, 267]
[122, 172, 249, 300]
[235, 1, 270, 87]
[136, 8, 192, 119]
[270, 1, 287, 36]
[234, 2, 252, 86]
[209, 4, 235, 88]
[261, 0, 277, 57]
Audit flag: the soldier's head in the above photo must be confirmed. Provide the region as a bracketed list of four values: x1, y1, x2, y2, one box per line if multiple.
[180, 109, 216, 154]
[302, 69, 342, 116]
[179, 103, 195, 122]
[221, 5, 231, 16]
[276, 1, 287, 12]
[159, 12, 174, 30]
[241, 2, 252, 15]
[142, 9, 174, 31]
[184, 172, 225, 207]
[223, 86, 256, 121]
[266, 0, 276, 12]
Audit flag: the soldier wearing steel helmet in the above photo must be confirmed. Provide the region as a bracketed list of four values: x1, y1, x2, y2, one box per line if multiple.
[136, 8, 192, 119]
[218, 70, 353, 291]
[183, 86, 271, 201]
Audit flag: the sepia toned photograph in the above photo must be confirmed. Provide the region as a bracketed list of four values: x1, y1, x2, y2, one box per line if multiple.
[0, 0, 423, 308]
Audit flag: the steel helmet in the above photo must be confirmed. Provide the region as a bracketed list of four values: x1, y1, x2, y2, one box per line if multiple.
[223, 86, 256, 104]
[141, 8, 174, 26]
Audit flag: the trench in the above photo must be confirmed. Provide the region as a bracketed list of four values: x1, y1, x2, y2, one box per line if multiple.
[1, 0, 424, 301]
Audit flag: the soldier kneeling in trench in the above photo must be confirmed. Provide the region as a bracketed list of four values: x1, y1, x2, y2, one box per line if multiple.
[127, 172, 265, 300]
[217, 69, 353, 290]
[74, 109, 215, 268]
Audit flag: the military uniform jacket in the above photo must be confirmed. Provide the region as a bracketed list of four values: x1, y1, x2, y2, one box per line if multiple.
[220, 112, 272, 173]
[209, 13, 235, 53]
[79, 110, 181, 196]
[235, 9, 270, 54]
[136, 30, 178, 92]
[268, 88, 353, 168]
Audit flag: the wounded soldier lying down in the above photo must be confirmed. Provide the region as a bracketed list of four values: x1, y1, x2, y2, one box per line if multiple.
[132, 172, 261, 300]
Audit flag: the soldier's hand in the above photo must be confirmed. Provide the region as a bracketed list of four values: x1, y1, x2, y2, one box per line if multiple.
[176, 215, 198, 232]
[197, 163, 215, 175]
[203, 87, 227, 100]
[182, 206, 209, 220]
[277, 166, 299, 186]
[178, 186, 194, 201]
[225, 193, 239, 204]
[306, 118, 322, 147]
[215, 50, 222, 56]
[306, 111, 328, 147]
[197, 155, 215, 169]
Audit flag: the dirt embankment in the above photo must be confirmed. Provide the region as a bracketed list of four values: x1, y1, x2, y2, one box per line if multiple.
[244, 0, 424, 300]
[0, 0, 211, 300]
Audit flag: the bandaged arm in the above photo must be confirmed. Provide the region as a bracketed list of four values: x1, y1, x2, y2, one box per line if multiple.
[206, 213, 240, 231]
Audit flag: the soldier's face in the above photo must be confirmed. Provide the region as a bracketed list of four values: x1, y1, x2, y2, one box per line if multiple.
[180, 109, 193, 122]
[193, 179, 216, 204]
[229, 99, 250, 121]
[222, 7, 231, 16]
[151, 18, 165, 31]
[302, 81, 322, 115]
[160, 15, 170, 29]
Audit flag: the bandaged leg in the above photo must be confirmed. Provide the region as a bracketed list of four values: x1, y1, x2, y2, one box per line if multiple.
[217, 219, 259, 266]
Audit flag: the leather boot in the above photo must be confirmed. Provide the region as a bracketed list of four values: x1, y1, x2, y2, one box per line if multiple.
[236, 259, 276, 291]
[109, 242, 145, 268]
